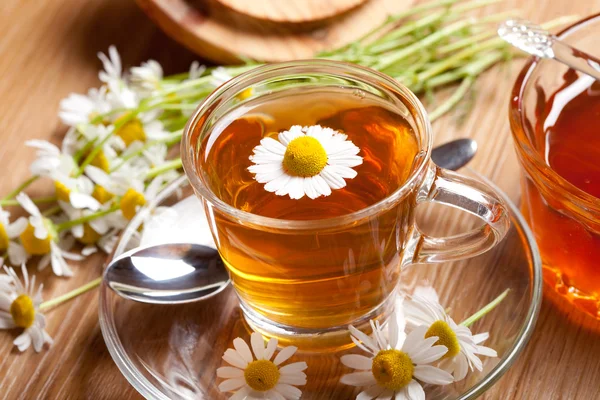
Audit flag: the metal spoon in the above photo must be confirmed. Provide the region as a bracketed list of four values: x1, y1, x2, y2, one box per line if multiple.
[498, 19, 600, 81]
[105, 138, 478, 304]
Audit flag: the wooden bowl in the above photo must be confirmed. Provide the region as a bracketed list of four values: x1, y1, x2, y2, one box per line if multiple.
[135, 0, 413, 63]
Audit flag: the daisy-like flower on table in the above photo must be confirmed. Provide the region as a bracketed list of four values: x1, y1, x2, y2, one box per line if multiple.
[85, 164, 173, 221]
[188, 60, 206, 80]
[340, 311, 453, 400]
[97, 45, 138, 109]
[78, 123, 126, 159]
[111, 110, 170, 148]
[0, 264, 53, 352]
[403, 289, 497, 382]
[130, 59, 163, 94]
[0, 206, 29, 266]
[58, 86, 112, 127]
[217, 331, 307, 400]
[16, 193, 83, 277]
[26, 140, 101, 211]
[248, 125, 363, 200]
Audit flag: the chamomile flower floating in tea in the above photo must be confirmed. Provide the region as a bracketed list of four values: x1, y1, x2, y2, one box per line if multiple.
[0, 265, 53, 352]
[248, 125, 363, 199]
[340, 312, 453, 400]
[16, 193, 83, 277]
[0, 206, 29, 266]
[217, 332, 307, 400]
[404, 291, 497, 381]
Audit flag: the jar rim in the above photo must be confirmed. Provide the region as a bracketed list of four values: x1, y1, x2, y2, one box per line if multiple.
[181, 60, 433, 230]
[509, 14, 600, 214]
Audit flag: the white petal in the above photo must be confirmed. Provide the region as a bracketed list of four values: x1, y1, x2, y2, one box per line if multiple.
[357, 385, 385, 400]
[29, 326, 44, 352]
[264, 174, 290, 194]
[471, 332, 490, 344]
[260, 137, 286, 155]
[228, 386, 251, 400]
[327, 165, 358, 179]
[278, 127, 303, 146]
[0, 314, 16, 329]
[303, 177, 319, 199]
[8, 242, 29, 265]
[31, 217, 48, 240]
[84, 165, 111, 187]
[264, 338, 278, 361]
[375, 390, 393, 400]
[13, 331, 32, 352]
[6, 217, 28, 237]
[218, 378, 246, 392]
[279, 361, 307, 374]
[273, 346, 297, 366]
[412, 365, 453, 385]
[265, 389, 286, 400]
[233, 337, 254, 364]
[273, 383, 302, 400]
[340, 371, 377, 387]
[287, 177, 305, 200]
[38, 254, 51, 270]
[81, 246, 98, 256]
[402, 325, 428, 354]
[223, 348, 248, 369]
[410, 345, 447, 365]
[50, 250, 73, 277]
[320, 166, 346, 189]
[216, 366, 244, 378]
[69, 192, 101, 211]
[349, 325, 379, 354]
[388, 312, 399, 349]
[340, 354, 372, 370]
[475, 345, 497, 358]
[454, 354, 469, 381]
[405, 380, 425, 400]
[0, 293, 11, 311]
[254, 168, 286, 185]
[16, 193, 41, 217]
[278, 372, 306, 385]
[250, 332, 266, 360]
[311, 175, 331, 197]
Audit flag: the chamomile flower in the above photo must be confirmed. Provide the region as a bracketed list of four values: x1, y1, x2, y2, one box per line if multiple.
[84, 164, 172, 221]
[16, 193, 83, 277]
[403, 289, 498, 381]
[0, 206, 28, 266]
[188, 61, 206, 80]
[248, 125, 363, 199]
[340, 312, 453, 400]
[97, 45, 137, 109]
[58, 86, 111, 126]
[26, 140, 101, 210]
[0, 264, 53, 352]
[217, 331, 307, 400]
[130, 60, 163, 94]
[112, 110, 170, 147]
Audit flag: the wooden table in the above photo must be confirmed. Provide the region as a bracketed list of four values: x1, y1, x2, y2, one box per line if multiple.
[1, 1, 599, 399]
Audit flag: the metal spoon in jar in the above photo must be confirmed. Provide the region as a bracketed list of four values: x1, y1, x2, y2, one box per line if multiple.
[104, 138, 478, 304]
[498, 19, 600, 81]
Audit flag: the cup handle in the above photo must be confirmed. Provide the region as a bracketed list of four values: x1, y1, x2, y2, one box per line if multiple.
[405, 162, 510, 265]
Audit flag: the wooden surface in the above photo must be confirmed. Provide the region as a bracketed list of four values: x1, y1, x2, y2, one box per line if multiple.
[1, 0, 600, 399]
[135, 0, 408, 63]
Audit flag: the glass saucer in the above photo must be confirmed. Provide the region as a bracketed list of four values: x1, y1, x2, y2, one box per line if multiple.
[99, 169, 542, 400]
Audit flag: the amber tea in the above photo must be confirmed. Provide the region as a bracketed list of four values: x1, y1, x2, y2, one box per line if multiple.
[196, 89, 420, 330]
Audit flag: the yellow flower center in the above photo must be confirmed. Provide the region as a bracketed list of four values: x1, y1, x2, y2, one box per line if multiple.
[89, 149, 110, 172]
[78, 223, 101, 245]
[425, 320, 460, 359]
[120, 188, 146, 220]
[115, 116, 146, 146]
[54, 181, 71, 203]
[10, 294, 35, 328]
[20, 223, 51, 255]
[282, 136, 328, 177]
[237, 87, 253, 101]
[0, 223, 8, 251]
[92, 185, 114, 204]
[244, 359, 280, 392]
[371, 349, 414, 391]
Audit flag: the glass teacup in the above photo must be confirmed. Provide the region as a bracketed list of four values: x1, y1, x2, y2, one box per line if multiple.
[182, 61, 509, 349]
[510, 14, 600, 318]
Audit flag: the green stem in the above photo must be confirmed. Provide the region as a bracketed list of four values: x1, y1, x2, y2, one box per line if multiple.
[55, 205, 119, 232]
[39, 277, 102, 312]
[145, 158, 183, 180]
[460, 288, 510, 327]
[429, 76, 475, 121]
[110, 130, 183, 172]
[1, 176, 39, 201]
[42, 206, 62, 217]
[0, 196, 56, 207]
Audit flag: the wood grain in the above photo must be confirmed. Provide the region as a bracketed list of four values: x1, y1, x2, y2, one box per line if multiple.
[1, 0, 600, 399]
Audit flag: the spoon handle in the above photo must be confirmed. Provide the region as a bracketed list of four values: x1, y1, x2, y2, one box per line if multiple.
[498, 19, 600, 81]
